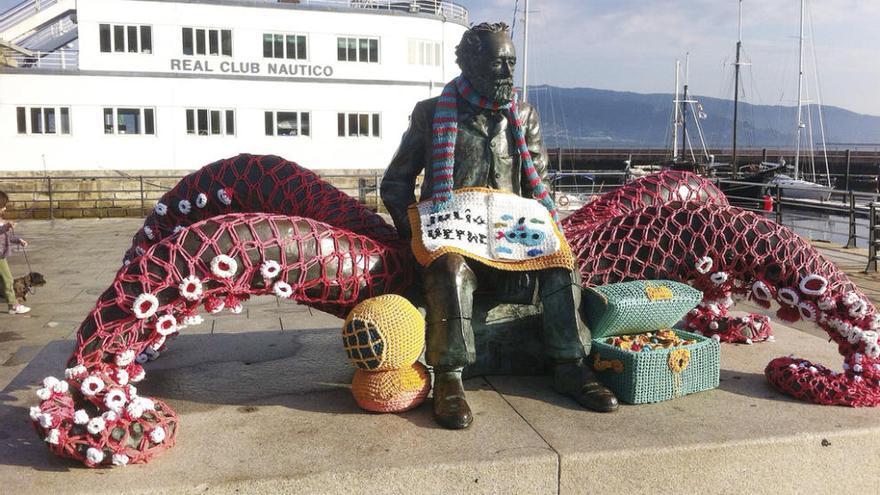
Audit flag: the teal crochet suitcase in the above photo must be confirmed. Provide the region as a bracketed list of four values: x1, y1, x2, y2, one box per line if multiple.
[582, 280, 703, 339]
[590, 329, 720, 404]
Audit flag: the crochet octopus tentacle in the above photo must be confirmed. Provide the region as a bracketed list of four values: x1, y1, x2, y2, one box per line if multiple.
[32, 214, 411, 466]
[566, 200, 880, 406]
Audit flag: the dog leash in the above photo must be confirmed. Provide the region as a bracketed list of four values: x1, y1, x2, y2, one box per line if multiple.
[9, 225, 36, 295]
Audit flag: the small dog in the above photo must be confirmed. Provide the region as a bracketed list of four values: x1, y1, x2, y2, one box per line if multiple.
[13, 272, 46, 302]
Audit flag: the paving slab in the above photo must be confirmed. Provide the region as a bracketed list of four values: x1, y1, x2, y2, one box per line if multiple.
[0, 329, 557, 495]
[487, 326, 880, 494]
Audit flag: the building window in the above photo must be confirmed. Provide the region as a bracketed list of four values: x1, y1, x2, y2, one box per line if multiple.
[182, 27, 232, 56]
[15, 106, 71, 135]
[103, 107, 156, 135]
[99, 23, 152, 53]
[408, 39, 441, 66]
[262, 33, 307, 60]
[264, 111, 310, 136]
[336, 37, 378, 63]
[186, 108, 235, 136]
[337, 112, 380, 137]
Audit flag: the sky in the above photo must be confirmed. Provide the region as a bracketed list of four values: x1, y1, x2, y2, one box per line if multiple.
[2, 0, 877, 115]
[458, 0, 880, 116]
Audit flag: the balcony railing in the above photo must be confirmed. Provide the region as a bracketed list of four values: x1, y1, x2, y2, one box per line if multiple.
[259, 0, 468, 23]
[0, 0, 59, 35]
[3, 48, 77, 69]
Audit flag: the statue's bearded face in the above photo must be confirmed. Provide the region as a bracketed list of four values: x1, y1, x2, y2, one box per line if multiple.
[463, 32, 516, 103]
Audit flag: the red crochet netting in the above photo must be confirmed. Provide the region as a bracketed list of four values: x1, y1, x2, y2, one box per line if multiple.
[30, 159, 880, 468]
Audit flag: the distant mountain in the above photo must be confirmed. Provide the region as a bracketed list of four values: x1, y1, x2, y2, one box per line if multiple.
[528, 85, 880, 149]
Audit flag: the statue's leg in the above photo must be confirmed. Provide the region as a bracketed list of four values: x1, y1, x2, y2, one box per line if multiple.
[422, 253, 476, 429]
[538, 268, 619, 412]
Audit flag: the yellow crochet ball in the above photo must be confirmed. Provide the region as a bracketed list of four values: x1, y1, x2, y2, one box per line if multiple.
[342, 294, 425, 371]
[351, 362, 431, 413]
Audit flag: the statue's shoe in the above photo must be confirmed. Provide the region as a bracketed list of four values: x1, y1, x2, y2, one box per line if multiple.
[432, 370, 474, 429]
[553, 360, 619, 412]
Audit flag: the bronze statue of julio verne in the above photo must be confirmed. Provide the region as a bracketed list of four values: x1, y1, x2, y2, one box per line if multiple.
[381, 22, 618, 429]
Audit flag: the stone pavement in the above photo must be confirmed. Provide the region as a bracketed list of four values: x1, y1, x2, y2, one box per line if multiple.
[1, 219, 879, 494]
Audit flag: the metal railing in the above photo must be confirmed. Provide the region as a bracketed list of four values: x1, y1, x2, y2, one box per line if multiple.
[253, 0, 468, 22]
[0, 0, 58, 35]
[16, 12, 75, 50]
[3, 48, 77, 69]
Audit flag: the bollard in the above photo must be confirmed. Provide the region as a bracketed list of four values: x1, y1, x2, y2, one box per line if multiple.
[867, 202, 878, 272]
[762, 194, 773, 212]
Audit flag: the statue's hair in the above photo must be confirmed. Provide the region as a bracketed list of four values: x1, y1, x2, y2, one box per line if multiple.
[455, 22, 511, 71]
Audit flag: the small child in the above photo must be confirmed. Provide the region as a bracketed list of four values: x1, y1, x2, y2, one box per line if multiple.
[0, 191, 30, 315]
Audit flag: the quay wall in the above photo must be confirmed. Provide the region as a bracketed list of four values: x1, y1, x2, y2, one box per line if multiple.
[0, 168, 380, 219]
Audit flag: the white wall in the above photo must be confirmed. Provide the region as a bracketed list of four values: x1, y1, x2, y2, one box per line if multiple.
[0, 0, 468, 172]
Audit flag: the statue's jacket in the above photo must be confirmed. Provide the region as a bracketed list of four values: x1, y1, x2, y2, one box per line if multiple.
[381, 96, 550, 241]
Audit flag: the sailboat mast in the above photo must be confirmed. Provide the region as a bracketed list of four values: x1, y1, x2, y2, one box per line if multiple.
[681, 53, 689, 160]
[732, 0, 743, 178]
[521, 0, 529, 103]
[794, 0, 806, 180]
[673, 60, 680, 161]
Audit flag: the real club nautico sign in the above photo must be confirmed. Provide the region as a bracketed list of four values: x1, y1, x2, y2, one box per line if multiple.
[170, 59, 335, 77]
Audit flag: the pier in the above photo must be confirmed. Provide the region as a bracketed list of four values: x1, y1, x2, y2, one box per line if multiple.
[1, 217, 879, 493]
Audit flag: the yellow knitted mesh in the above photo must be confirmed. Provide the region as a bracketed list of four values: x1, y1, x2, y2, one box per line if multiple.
[351, 363, 431, 413]
[342, 295, 425, 371]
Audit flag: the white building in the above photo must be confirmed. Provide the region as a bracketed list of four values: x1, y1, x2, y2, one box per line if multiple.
[0, 0, 468, 172]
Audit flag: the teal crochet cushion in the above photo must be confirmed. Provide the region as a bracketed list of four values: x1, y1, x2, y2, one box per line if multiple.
[590, 329, 720, 404]
[582, 280, 703, 339]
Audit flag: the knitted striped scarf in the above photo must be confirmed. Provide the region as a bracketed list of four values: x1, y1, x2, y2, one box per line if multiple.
[430, 76, 560, 227]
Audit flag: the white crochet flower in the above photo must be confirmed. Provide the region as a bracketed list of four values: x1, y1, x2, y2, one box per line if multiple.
[135, 246, 145, 257]
[211, 254, 238, 279]
[87, 416, 106, 435]
[112, 453, 130, 466]
[36, 388, 51, 401]
[126, 396, 155, 419]
[217, 188, 233, 206]
[102, 410, 118, 422]
[261, 260, 282, 280]
[38, 413, 54, 428]
[798, 302, 818, 322]
[798, 274, 828, 296]
[178, 275, 204, 301]
[273, 281, 293, 298]
[52, 380, 69, 394]
[127, 384, 138, 398]
[154, 202, 167, 216]
[178, 199, 192, 215]
[871, 314, 880, 331]
[817, 297, 836, 311]
[115, 368, 130, 386]
[143, 225, 155, 240]
[229, 303, 243, 314]
[777, 288, 799, 307]
[74, 409, 90, 425]
[42, 376, 60, 389]
[173, 225, 184, 235]
[64, 365, 87, 379]
[710, 272, 728, 285]
[29, 406, 42, 421]
[104, 388, 128, 412]
[148, 339, 165, 354]
[843, 292, 860, 306]
[86, 447, 104, 464]
[848, 298, 868, 319]
[131, 366, 146, 383]
[695, 257, 713, 274]
[46, 429, 60, 445]
[80, 376, 105, 397]
[196, 192, 208, 208]
[132, 293, 159, 319]
[751, 281, 773, 301]
[115, 350, 136, 367]
[150, 426, 166, 444]
[156, 314, 178, 336]
[848, 328, 864, 345]
[866, 342, 880, 359]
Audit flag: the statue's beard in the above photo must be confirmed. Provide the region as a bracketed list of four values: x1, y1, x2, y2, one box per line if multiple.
[468, 73, 514, 103]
